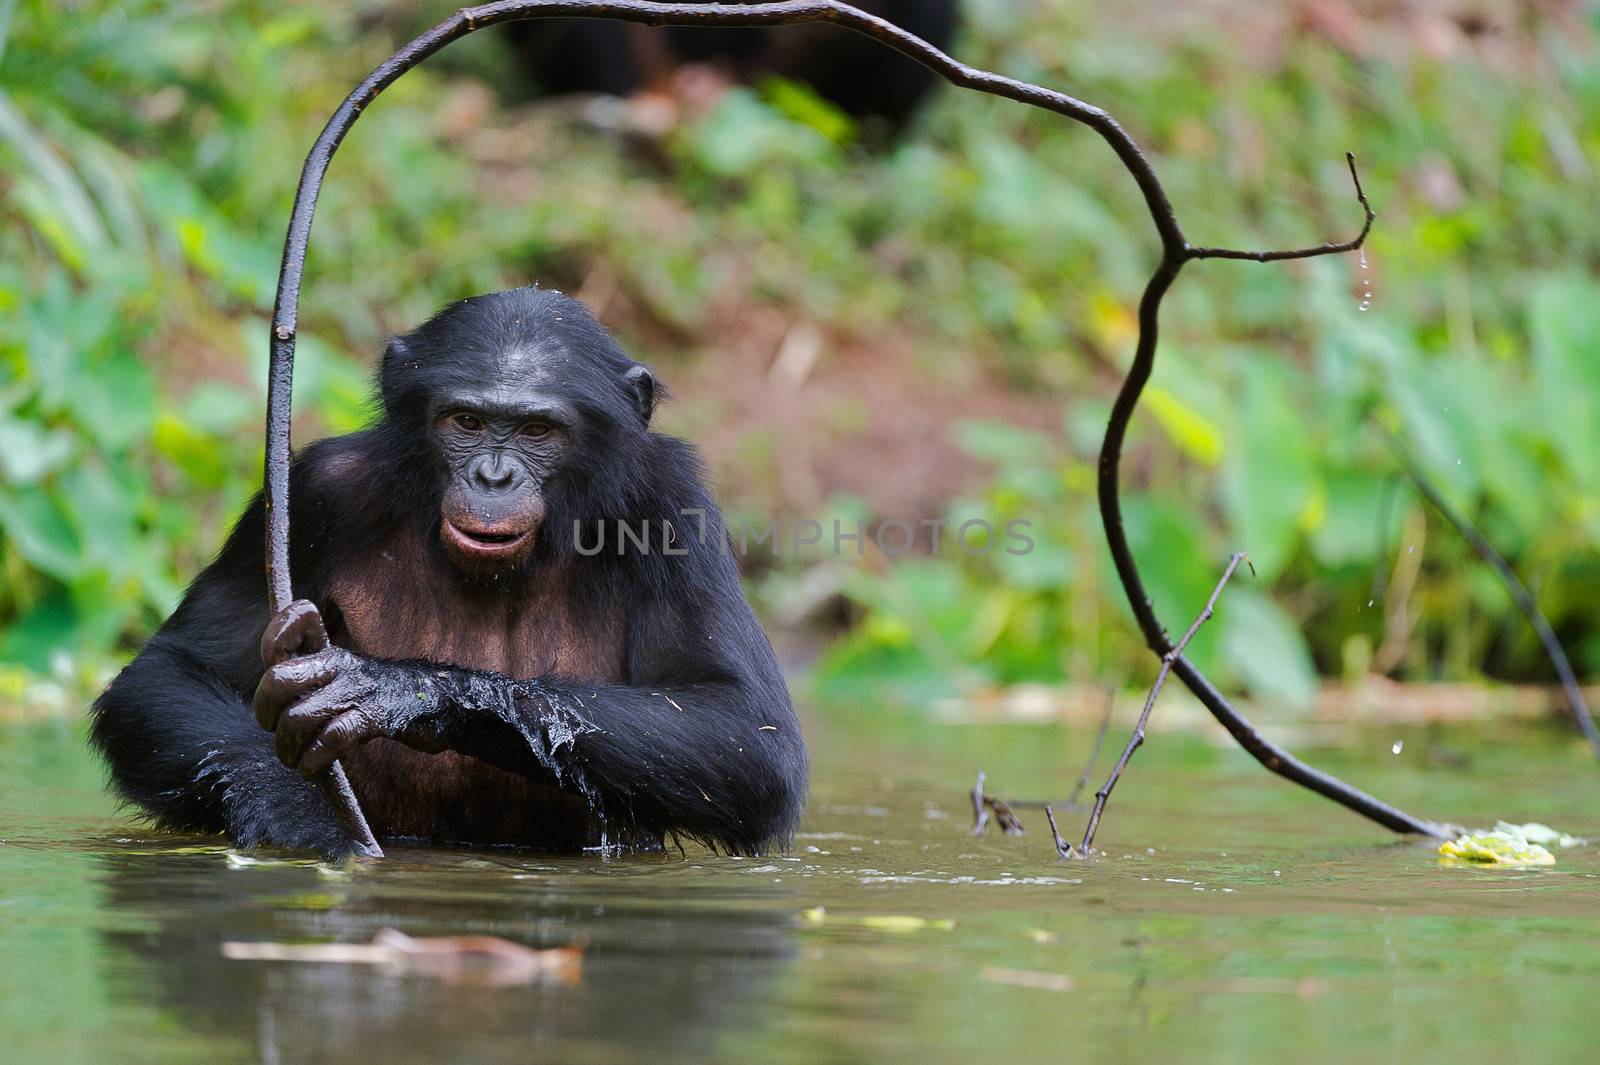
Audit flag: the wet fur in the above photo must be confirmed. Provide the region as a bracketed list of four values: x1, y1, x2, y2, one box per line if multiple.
[90, 288, 806, 856]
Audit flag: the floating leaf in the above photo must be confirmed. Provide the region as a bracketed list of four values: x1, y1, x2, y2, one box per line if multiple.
[1439, 829, 1558, 867]
[1492, 822, 1584, 849]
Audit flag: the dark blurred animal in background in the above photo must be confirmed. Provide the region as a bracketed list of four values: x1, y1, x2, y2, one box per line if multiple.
[499, 1, 962, 136]
[92, 287, 807, 859]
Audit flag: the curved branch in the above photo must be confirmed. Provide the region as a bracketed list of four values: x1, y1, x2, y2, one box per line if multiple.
[1093, 252, 1449, 838]
[269, 0, 1451, 850]
[1185, 152, 1375, 262]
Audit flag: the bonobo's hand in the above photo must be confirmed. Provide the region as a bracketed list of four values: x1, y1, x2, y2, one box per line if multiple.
[252, 600, 399, 778]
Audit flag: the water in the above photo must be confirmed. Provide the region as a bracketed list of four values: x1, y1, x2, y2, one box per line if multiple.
[1357, 248, 1373, 311]
[3, 708, 1598, 1064]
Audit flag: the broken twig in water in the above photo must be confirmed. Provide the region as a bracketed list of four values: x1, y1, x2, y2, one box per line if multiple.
[1381, 432, 1600, 762]
[1043, 804, 1070, 860]
[987, 795, 1025, 835]
[969, 770, 1026, 835]
[1073, 553, 1248, 856]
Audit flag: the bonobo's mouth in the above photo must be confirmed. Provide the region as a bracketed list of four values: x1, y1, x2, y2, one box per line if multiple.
[443, 518, 534, 560]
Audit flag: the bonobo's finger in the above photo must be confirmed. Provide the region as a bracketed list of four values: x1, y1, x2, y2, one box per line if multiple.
[252, 652, 340, 732]
[273, 679, 361, 770]
[298, 709, 378, 779]
[260, 599, 330, 667]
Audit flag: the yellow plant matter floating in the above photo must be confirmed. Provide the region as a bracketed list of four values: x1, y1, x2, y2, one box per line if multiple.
[801, 907, 955, 933]
[1439, 833, 1556, 867]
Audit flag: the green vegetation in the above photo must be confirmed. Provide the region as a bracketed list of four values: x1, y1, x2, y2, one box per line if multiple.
[3, 0, 1598, 714]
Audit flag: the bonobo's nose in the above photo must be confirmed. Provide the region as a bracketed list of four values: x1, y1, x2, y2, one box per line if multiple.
[471, 454, 516, 492]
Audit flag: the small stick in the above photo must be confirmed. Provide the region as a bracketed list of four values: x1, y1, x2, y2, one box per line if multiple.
[970, 770, 1026, 835]
[1076, 553, 1248, 855]
[1066, 688, 1116, 807]
[1382, 433, 1600, 762]
[986, 795, 1025, 835]
[267, 339, 383, 858]
[1043, 804, 1069, 860]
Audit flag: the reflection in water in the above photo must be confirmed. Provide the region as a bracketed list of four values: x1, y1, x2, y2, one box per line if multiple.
[93, 846, 796, 1064]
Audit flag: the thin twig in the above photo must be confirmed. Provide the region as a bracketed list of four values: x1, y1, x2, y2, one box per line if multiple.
[1186, 153, 1374, 262]
[1043, 804, 1069, 860]
[986, 795, 1025, 835]
[1076, 554, 1248, 855]
[970, 770, 1026, 835]
[1382, 433, 1600, 761]
[272, 0, 1451, 846]
[1066, 688, 1115, 806]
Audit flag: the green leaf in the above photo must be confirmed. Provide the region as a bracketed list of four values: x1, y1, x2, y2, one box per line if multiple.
[0, 413, 74, 484]
[1144, 384, 1223, 466]
[1308, 472, 1391, 567]
[1220, 589, 1318, 708]
[1120, 497, 1223, 675]
[1221, 362, 1318, 581]
[1530, 275, 1600, 494]
[0, 589, 77, 673]
[758, 76, 855, 145]
[0, 485, 83, 578]
[59, 457, 138, 573]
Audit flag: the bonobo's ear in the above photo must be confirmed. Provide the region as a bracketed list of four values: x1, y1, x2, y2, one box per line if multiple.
[623, 365, 657, 427]
[378, 335, 413, 418]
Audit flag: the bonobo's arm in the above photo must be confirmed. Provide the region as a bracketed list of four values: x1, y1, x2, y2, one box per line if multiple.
[256, 552, 807, 855]
[89, 462, 355, 857]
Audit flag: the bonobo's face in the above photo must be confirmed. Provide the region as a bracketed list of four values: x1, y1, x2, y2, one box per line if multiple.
[430, 375, 575, 572]
[385, 287, 658, 576]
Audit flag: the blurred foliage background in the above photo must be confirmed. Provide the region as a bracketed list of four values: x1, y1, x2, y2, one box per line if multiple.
[2, 0, 1597, 719]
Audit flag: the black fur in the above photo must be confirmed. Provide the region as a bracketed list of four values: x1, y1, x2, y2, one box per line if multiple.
[500, 0, 962, 134]
[91, 287, 807, 858]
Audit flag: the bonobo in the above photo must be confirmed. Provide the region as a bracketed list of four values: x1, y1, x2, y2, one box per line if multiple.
[500, 0, 962, 134]
[91, 287, 806, 858]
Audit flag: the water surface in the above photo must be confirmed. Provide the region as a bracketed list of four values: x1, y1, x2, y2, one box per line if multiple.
[2, 708, 1596, 1064]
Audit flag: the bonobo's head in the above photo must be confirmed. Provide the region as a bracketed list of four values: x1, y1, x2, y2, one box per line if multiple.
[379, 287, 658, 575]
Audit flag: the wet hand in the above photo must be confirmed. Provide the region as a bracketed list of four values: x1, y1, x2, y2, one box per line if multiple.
[253, 600, 394, 777]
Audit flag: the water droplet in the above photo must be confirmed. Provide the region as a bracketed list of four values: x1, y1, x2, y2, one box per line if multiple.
[1407, 545, 1416, 554]
[1367, 599, 1375, 607]
[1354, 248, 1375, 312]
[1391, 740, 1404, 755]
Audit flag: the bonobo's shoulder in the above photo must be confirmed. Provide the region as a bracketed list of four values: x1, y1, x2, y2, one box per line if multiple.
[634, 432, 744, 579]
[640, 431, 712, 499]
[294, 432, 384, 494]
[288, 430, 412, 547]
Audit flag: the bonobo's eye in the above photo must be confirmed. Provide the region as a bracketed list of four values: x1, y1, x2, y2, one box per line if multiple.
[519, 420, 554, 441]
[450, 412, 484, 433]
